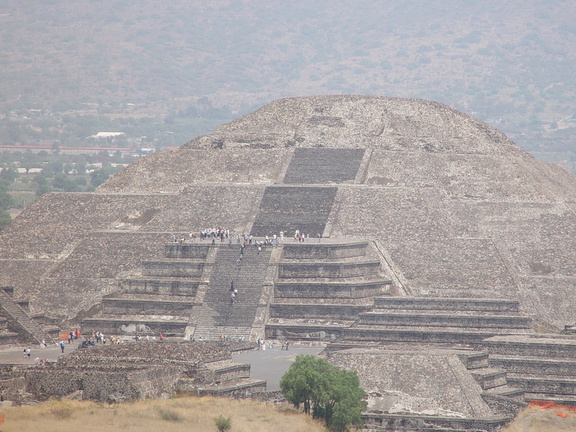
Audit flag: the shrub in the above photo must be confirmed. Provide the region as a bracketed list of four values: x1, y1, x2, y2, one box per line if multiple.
[214, 414, 232, 432]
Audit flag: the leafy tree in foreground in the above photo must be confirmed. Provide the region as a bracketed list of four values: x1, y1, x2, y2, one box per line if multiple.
[280, 355, 366, 432]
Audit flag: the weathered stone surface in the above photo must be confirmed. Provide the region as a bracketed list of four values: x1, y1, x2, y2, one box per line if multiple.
[0, 94, 575, 331]
[18, 342, 262, 403]
[326, 347, 495, 419]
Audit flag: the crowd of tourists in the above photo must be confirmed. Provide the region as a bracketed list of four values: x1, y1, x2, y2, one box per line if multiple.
[169, 227, 324, 246]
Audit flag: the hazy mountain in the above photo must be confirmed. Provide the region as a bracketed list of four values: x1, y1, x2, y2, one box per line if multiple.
[1, 0, 575, 168]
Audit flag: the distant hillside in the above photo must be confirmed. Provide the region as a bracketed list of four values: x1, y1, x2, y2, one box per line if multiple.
[1, 0, 575, 169]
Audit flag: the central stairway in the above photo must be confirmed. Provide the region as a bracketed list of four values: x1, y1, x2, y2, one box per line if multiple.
[194, 244, 273, 341]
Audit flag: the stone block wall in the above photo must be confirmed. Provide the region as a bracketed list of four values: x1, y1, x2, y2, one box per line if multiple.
[282, 242, 368, 260]
[101, 299, 195, 316]
[282, 148, 365, 184]
[141, 260, 204, 278]
[274, 281, 387, 298]
[120, 279, 200, 297]
[270, 304, 371, 320]
[278, 261, 380, 278]
[164, 244, 210, 259]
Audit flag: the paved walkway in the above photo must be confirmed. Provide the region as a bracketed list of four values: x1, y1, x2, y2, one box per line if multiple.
[0, 340, 325, 393]
[0, 342, 72, 364]
[233, 343, 325, 391]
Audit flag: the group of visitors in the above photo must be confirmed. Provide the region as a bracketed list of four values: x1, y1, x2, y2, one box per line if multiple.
[170, 227, 231, 244]
[255, 338, 289, 350]
[293, 229, 322, 242]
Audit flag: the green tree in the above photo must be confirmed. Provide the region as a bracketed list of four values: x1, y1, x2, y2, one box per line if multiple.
[280, 355, 366, 432]
[0, 209, 11, 231]
[0, 185, 14, 210]
[89, 168, 109, 187]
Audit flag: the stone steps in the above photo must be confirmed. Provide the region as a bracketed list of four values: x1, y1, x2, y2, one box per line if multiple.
[101, 297, 197, 316]
[163, 243, 210, 259]
[373, 297, 521, 313]
[506, 374, 576, 395]
[269, 303, 372, 320]
[274, 280, 389, 298]
[470, 368, 508, 390]
[141, 259, 205, 277]
[202, 359, 251, 383]
[342, 325, 530, 344]
[362, 412, 509, 432]
[278, 260, 380, 279]
[82, 315, 189, 336]
[482, 385, 525, 401]
[481, 335, 576, 359]
[266, 320, 353, 340]
[281, 241, 369, 260]
[0, 288, 54, 344]
[356, 311, 532, 329]
[282, 148, 365, 185]
[194, 246, 272, 340]
[522, 393, 576, 406]
[489, 354, 576, 377]
[177, 377, 267, 397]
[120, 278, 201, 296]
[250, 186, 337, 237]
[480, 334, 576, 406]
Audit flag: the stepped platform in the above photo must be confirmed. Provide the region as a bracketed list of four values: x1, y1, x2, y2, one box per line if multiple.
[266, 320, 353, 340]
[470, 368, 507, 390]
[82, 315, 189, 336]
[178, 377, 267, 397]
[342, 325, 530, 345]
[506, 374, 576, 396]
[164, 243, 210, 259]
[0, 287, 54, 344]
[481, 335, 576, 405]
[274, 280, 389, 298]
[481, 334, 576, 358]
[482, 385, 525, 401]
[201, 359, 251, 383]
[281, 241, 369, 260]
[356, 311, 532, 329]
[118, 278, 201, 296]
[282, 148, 365, 184]
[270, 303, 371, 320]
[278, 260, 380, 278]
[101, 296, 197, 316]
[267, 240, 389, 341]
[250, 186, 337, 237]
[373, 297, 522, 313]
[362, 412, 508, 432]
[339, 296, 533, 345]
[141, 259, 205, 277]
[489, 354, 576, 377]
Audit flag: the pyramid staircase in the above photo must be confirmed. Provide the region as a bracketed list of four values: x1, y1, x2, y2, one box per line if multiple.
[193, 244, 274, 341]
[81, 243, 210, 336]
[482, 334, 576, 406]
[265, 240, 392, 340]
[0, 287, 56, 345]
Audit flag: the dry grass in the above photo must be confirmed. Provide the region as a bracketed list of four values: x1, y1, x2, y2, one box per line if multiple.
[502, 406, 576, 432]
[0, 396, 327, 432]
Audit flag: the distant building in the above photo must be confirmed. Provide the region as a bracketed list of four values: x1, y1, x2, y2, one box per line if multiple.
[86, 132, 127, 145]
